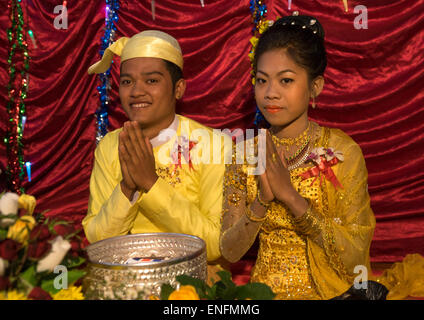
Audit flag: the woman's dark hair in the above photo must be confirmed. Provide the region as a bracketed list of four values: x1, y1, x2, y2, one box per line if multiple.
[164, 60, 183, 89]
[253, 15, 327, 82]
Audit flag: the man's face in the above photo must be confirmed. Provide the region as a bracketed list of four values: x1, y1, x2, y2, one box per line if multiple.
[119, 57, 178, 130]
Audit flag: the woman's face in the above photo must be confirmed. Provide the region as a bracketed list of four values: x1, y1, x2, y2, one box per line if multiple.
[255, 48, 312, 129]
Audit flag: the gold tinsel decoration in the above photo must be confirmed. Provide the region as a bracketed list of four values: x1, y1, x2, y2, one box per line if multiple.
[342, 0, 348, 12]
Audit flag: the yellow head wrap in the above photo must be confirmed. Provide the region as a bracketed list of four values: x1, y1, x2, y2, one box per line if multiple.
[88, 30, 183, 74]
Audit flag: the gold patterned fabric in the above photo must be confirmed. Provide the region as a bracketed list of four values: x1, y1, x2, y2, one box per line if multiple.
[83, 115, 225, 261]
[220, 122, 376, 299]
[374, 253, 424, 300]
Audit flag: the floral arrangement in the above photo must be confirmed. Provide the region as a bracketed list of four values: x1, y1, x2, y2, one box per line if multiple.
[301, 147, 344, 189]
[0, 192, 87, 300]
[0, 193, 274, 301]
[248, 18, 273, 85]
[159, 270, 275, 300]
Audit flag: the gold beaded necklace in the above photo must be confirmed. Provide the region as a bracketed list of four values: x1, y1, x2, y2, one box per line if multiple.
[271, 122, 313, 171]
[271, 122, 311, 151]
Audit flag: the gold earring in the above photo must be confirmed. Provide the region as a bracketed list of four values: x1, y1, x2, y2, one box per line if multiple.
[311, 96, 316, 109]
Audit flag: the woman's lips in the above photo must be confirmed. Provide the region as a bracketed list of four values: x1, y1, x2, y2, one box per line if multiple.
[264, 105, 284, 113]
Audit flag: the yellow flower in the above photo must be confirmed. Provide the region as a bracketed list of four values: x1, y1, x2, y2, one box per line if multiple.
[249, 36, 258, 47]
[168, 285, 200, 300]
[258, 19, 271, 34]
[248, 51, 255, 63]
[52, 285, 85, 300]
[18, 194, 36, 215]
[7, 215, 36, 245]
[0, 290, 28, 300]
[148, 294, 160, 300]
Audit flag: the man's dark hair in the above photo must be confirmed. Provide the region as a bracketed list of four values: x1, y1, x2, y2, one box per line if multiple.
[164, 60, 183, 89]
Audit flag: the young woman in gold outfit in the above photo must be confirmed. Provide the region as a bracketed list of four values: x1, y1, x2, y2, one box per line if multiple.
[219, 14, 377, 300]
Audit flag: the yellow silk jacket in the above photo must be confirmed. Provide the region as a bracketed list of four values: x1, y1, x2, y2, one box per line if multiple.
[83, 114, 226, 261]
[221, 123, 376, 299]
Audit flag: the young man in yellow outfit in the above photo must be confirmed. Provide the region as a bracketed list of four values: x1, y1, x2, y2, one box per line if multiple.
[83, 31, 226, 264]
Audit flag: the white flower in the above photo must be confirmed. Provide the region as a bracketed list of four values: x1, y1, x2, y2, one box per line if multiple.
[36, 236, 71, 273]
[0, 192, 19, 227]
[0, 258, 9, 277]
[307, 147, 326, 165]
[324, 148, 344, 162]
[316, 147, 326, 156]
[0, 192, 19, 215]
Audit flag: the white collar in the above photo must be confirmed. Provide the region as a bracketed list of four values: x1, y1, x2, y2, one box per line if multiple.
[150, 114, 179, 148]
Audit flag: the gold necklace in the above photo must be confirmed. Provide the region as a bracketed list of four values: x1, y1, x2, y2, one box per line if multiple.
[286, 137, 310, 164]
[287, 143, 311, 171]
[271, 122, 311, 152]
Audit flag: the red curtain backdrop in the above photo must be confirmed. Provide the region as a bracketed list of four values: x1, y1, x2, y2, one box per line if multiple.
[0, 0, 423, 263]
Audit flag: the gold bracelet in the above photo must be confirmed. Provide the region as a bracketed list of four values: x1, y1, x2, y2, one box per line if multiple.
[245, 205, 267, 222]
[257, 188, 270, 208]
[293, 198, 321, 238]
[293, 198, 313, 226]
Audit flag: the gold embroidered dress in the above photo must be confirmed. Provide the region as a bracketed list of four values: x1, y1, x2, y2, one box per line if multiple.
[220, 123, 376, 299]
[83, 114, 226, 261]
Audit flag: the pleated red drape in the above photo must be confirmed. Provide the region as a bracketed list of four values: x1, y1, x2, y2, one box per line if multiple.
[0, 0, 423, 263]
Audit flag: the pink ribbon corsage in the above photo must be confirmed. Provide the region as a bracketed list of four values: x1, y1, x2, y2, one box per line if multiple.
[300, 147, 344, 189]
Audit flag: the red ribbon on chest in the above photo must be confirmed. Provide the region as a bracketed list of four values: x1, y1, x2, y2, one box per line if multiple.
[172, 140, 197, 172]
[300, 156, 343, 189]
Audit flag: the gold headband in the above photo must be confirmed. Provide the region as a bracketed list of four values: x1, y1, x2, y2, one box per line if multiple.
[88, 30, 183, 74]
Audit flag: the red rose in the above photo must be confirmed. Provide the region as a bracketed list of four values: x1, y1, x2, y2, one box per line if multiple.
[0, 239, 21, 261]
[29, 224, 51, 242]
[0, 276, 10, 291]
[28, 287, 52, 300]
[82, 237, 90, 249]
[53, 223, 75, 237]
[27, 240, 52, 260]
[68, 239, 80, 257]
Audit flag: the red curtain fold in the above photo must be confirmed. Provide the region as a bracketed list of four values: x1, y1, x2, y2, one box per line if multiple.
[0, 0, 423, 263]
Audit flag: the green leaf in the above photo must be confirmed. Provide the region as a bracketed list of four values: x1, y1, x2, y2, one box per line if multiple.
[61, 256, 86, 269]
[175, 274, 210, 299]
[41, 269, 86, 295]
[176, 274, 206, 288]
[19, 265, 37, 288]
[66, 269, 86, 284]
[41, 280, 58, 295]
[160, 283, 175, 300]
[235, 282, 276, 300]
[215, 281, 238, 300]
[216, 270, 235, 286]
[214, 271, 238, 300]
[205, 283, 217, 300]
[0, 228, 7, 240]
